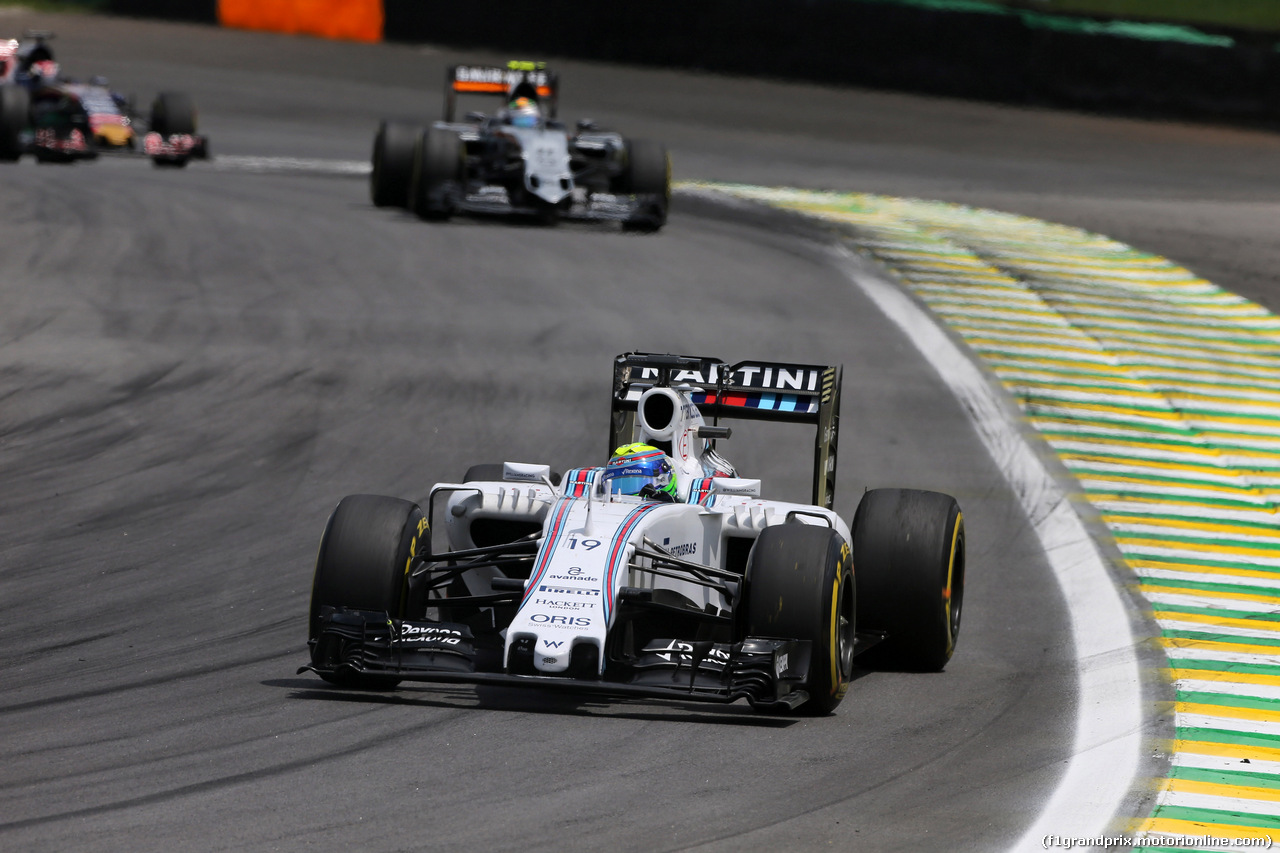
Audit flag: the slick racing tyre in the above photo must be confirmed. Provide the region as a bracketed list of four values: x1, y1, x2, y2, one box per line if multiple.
[309, 494, 428, 689]
[0, 85, 29, 162]
[409, 127, 463, 221]
[150, 92, 196, 136]
[852, 488, 965, 671]
[743, 523, 854, 716]
[149, 92, 196, 168]
[370, 120, 420, 208]
[615, 138, 670, 232]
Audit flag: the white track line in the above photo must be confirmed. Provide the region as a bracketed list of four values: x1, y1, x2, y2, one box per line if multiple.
[830, 244, 1143, 851]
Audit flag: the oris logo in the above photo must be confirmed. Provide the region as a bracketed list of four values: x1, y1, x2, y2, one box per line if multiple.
[531, 614, 591, 628]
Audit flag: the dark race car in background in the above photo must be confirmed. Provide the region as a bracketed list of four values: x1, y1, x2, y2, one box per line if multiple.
[370, 61, 670, 231]
[0, 31, 208, 166]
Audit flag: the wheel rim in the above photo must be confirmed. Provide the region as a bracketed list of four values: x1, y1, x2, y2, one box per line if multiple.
[946, 523, 965, 648]
[837, 574, 855, 678]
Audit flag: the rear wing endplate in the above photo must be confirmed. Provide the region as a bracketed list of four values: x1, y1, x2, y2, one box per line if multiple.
[610, 352, 842, 509]
[444, 61, 559, 122]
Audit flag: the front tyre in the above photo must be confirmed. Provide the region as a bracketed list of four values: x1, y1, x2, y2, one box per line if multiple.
[370, 120, 420, 208]
[615, 138, 670, 232]
[0, 85, 30, 162]
[743, 523, 854, 716]
[409, 127, 463, 221]
[150, 92, 196, 136]
[309, 494, 428, 688]
[852, 488, 964, 671]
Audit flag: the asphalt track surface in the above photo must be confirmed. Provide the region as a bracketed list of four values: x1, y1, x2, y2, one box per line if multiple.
[3, 10, 1280, 853]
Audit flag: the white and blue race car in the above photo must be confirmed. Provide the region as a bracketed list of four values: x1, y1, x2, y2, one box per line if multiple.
[302, 353, 965, 715]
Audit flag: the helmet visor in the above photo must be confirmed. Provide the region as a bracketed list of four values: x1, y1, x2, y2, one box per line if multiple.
[603, 467, 671, 496]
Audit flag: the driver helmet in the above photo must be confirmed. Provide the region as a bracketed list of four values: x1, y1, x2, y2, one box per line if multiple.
[604, 443, 677, 499]
[508, 96, 540, 128]
[30, 59, 58, 81]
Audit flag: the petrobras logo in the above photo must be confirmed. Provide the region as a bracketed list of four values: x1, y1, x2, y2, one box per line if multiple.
[539, 585, 600, 597]
[666, 542, 697, 558]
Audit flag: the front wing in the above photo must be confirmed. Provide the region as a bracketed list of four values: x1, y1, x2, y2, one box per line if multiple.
[301, 607, 815, 710]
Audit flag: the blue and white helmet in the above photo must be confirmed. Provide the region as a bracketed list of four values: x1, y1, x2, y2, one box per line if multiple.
[603, 443, 677, 499]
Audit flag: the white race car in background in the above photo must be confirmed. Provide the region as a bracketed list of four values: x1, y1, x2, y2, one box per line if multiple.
[368, 62, 670, 231]
[302, 353, 965, 715]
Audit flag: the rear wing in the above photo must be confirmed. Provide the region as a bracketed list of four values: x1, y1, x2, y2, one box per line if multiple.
[444, 61, 559, 122]
[610, 352, 842, 509]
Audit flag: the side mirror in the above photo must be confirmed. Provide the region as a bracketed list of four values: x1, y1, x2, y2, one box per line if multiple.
[465, 111, 486, 122]
[576, 118, 598, 132]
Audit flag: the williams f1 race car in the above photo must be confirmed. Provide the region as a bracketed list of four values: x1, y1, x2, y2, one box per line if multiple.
[302, 353, 965, 715]
[369, 62, 670, 231]
[0, 31, 208, 166]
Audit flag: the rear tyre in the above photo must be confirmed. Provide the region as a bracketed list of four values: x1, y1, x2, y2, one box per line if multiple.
[852, 488, 964, 671]
[309, 494, 428, 689]
[370, 120, 420, 208]
[743, 523, 854, 716]
[615, 138, 670, 232]
[409, 127, 463, 221]
[0, 85, 29, 162]
[150, 92, 196, 136]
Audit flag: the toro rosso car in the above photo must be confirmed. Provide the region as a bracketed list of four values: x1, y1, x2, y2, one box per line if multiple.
[0, 31, 208, 165]
[301, 353, 966, 716]
[369, 61, 670, 231]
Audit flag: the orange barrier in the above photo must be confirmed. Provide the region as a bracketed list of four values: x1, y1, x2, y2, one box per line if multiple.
[218, 0, 383, 43]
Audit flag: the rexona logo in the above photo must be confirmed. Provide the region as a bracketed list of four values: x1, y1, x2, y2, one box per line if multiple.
[531, 614, 591, 628]
[539, 585, 600, 597]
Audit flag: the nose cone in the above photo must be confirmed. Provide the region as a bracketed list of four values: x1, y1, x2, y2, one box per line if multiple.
[94, 123, 133, 148]
[535, 636, 570, 673]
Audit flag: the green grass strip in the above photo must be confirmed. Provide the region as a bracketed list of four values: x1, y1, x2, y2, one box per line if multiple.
[1156, 603, 1280, 623]
[1165, 630, 1280, 649]
[1148, 805, 1280, 829]
[1119, 532, 1280, 553]
[1175, 727, 1280, 750]
[1103, 514, 1280, 536]
[1179, 691, 1280, 712]
[1129, 554, 1280, 575]
[1087, 491, 1275, 511]
[1170, 765, 1280, 790]
[1142, 576, 1280, 599]
[1169, 660, 1280, 678]
[1067, 467, 1267, 494]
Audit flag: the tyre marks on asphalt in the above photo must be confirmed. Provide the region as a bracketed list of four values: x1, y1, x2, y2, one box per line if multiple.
[696, 183, 1280, 850]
